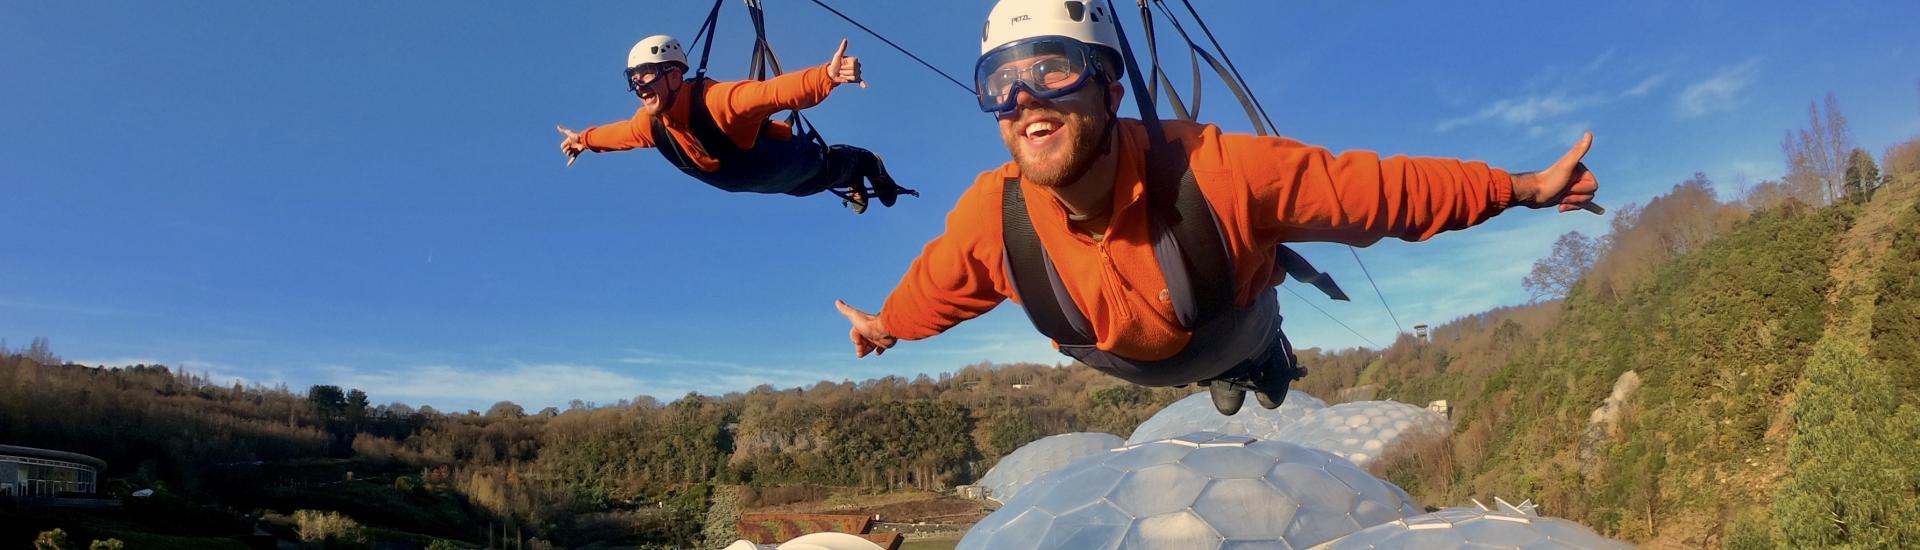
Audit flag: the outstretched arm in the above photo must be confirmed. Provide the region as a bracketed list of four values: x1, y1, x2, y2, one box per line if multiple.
[1242, 132, 1600, 246]
[834, 178, 1011, 357]
[715, 39, 864, 123]
[570, 109, 658, 156]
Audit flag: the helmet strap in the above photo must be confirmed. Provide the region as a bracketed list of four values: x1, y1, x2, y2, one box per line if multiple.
[1094, 75, 1119, 154]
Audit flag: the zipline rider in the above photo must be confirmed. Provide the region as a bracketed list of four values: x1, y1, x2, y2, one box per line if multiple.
[560, 35, 916, 214]
[834, 0, 1601, 415]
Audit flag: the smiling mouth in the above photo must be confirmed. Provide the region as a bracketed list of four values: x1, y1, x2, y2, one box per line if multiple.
[1026, 120, 1059, 138]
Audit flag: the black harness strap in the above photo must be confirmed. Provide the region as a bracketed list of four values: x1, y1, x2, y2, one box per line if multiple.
[1002, 179, 1095, 346]
[652, 78, 745, 171]
[1145, 138, 1234, 326]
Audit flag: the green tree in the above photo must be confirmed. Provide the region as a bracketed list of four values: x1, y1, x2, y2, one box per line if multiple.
[1775, 338, 1920, 547]
[1843, 148, 1880, 203]
[346, 388, 370, 427]
[308, 385, 347, 419]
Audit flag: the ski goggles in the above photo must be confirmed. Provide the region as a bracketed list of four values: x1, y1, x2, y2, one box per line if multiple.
[975, 37, 1104, 114]
[625, 63, 680, 92]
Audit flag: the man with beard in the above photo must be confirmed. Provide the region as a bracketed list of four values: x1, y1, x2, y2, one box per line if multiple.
[558, 35, 915, 214]
[834, 0, 1601, 414]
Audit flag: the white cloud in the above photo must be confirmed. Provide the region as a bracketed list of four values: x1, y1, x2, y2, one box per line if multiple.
[1437, 93, 1605, 132]
[1435, 59, 1668, 133]
[1582, 48, 1619, 73]
[1623, 74, 1668, 97]
[322, 363, 658, 412]
[1677, 59, 1762, 118]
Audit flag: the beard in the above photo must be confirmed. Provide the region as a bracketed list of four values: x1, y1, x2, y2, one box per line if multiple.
[639, 82, 676, 117]
[1004, 108, 1111, 189]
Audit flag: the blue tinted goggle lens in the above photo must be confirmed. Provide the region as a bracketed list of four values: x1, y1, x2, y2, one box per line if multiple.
[626, 64, 670, 91]
[975, 38, 1096, 113]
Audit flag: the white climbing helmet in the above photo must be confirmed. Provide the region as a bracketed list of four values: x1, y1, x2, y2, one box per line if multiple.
[627, 34, 688, 70]
[979, 0, 1121, 58]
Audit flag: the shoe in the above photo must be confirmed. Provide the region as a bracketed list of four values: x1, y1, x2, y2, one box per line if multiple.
[1248, 352, 1306, 410]
[842, 188, 868, 215]
[866, 155, 918, 208]
[1204, 379, 1247, 416]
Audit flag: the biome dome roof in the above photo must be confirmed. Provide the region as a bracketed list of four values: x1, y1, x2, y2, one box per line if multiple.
[1272, 401, 1447, 468]
[958, 432, 1421, 550]
[1306, 507, 1634, 549]
[1127, 390, 1328, 445]
[978, 432, 1126, 503]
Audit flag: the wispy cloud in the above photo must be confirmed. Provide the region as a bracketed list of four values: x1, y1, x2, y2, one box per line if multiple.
[1436, 54, 1667, 133]
[0, 297, 145, 317]
[321, 363, 659, 412]
[1437, 93, 1606, 132]
[1677, 59, 1762, 118]
[1623, 74, 1668, 97]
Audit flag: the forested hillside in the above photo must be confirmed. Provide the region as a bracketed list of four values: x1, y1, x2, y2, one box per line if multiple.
[1334, 136, 1920, 548]
[0, 342, 1212, 548]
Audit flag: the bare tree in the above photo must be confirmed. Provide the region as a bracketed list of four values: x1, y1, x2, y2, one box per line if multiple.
[1782, 93, 1855, 204]
[24, 336, 59, 366]
[1523, 230, 1600, 301]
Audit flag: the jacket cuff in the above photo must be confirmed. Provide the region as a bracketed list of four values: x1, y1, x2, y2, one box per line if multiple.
[1490, 169, 1514, 211]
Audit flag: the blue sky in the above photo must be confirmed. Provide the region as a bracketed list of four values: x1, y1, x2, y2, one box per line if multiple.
[4, 1, 1915, 412]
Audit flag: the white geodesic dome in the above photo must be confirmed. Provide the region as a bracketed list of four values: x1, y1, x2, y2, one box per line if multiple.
[1126, 390, 1329, 445]
[1272, 401, 1448, 468]
[957, 432, 1421, 550]
[978, 432, 1125, 503]
[1306, 507, 1635, 549]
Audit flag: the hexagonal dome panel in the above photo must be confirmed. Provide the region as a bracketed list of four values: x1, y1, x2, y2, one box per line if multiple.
[958, 432, 1420, 550]
[1128, 391, 1329, 445]
[1271, 401, 1447, 468]
[1306, 507, 1635, 549]
[978, 432, 1126, 503]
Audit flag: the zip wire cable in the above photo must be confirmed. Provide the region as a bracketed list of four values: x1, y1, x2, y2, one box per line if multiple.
[1159, 0, 1408, 340]
[1282, 286, 1380, 348]
[804, 0, 977, 96]
[1347, 246, 1405, 335]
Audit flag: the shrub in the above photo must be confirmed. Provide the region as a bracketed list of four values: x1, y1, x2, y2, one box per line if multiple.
[34, 529, 72, 550]
[294, 509, 370, 549]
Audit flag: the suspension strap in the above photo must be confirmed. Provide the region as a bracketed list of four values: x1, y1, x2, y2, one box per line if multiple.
[745, 0, 782, 81]
[1145, 0, 1265, 135]
[689, 0, 726, 79]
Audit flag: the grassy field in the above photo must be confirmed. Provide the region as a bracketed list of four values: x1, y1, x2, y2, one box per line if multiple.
[900, 537, 960, 550]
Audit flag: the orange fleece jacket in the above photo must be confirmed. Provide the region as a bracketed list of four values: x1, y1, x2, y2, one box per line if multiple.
[579, 65, 836, 172]
[879, 119, 1514, 361]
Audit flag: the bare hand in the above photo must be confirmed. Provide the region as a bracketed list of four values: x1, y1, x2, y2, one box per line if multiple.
[835, 299, 895, 357]
[557, 124, 585, 166]
[827, 39, 865, 89]
[1513, 132, 1603, 214]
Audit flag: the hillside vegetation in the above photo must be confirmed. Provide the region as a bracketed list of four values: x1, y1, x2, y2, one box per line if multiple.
[1342, 162, 1920, 548]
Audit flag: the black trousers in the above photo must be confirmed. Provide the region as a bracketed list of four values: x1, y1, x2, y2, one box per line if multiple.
[782, 144, 877, 197]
